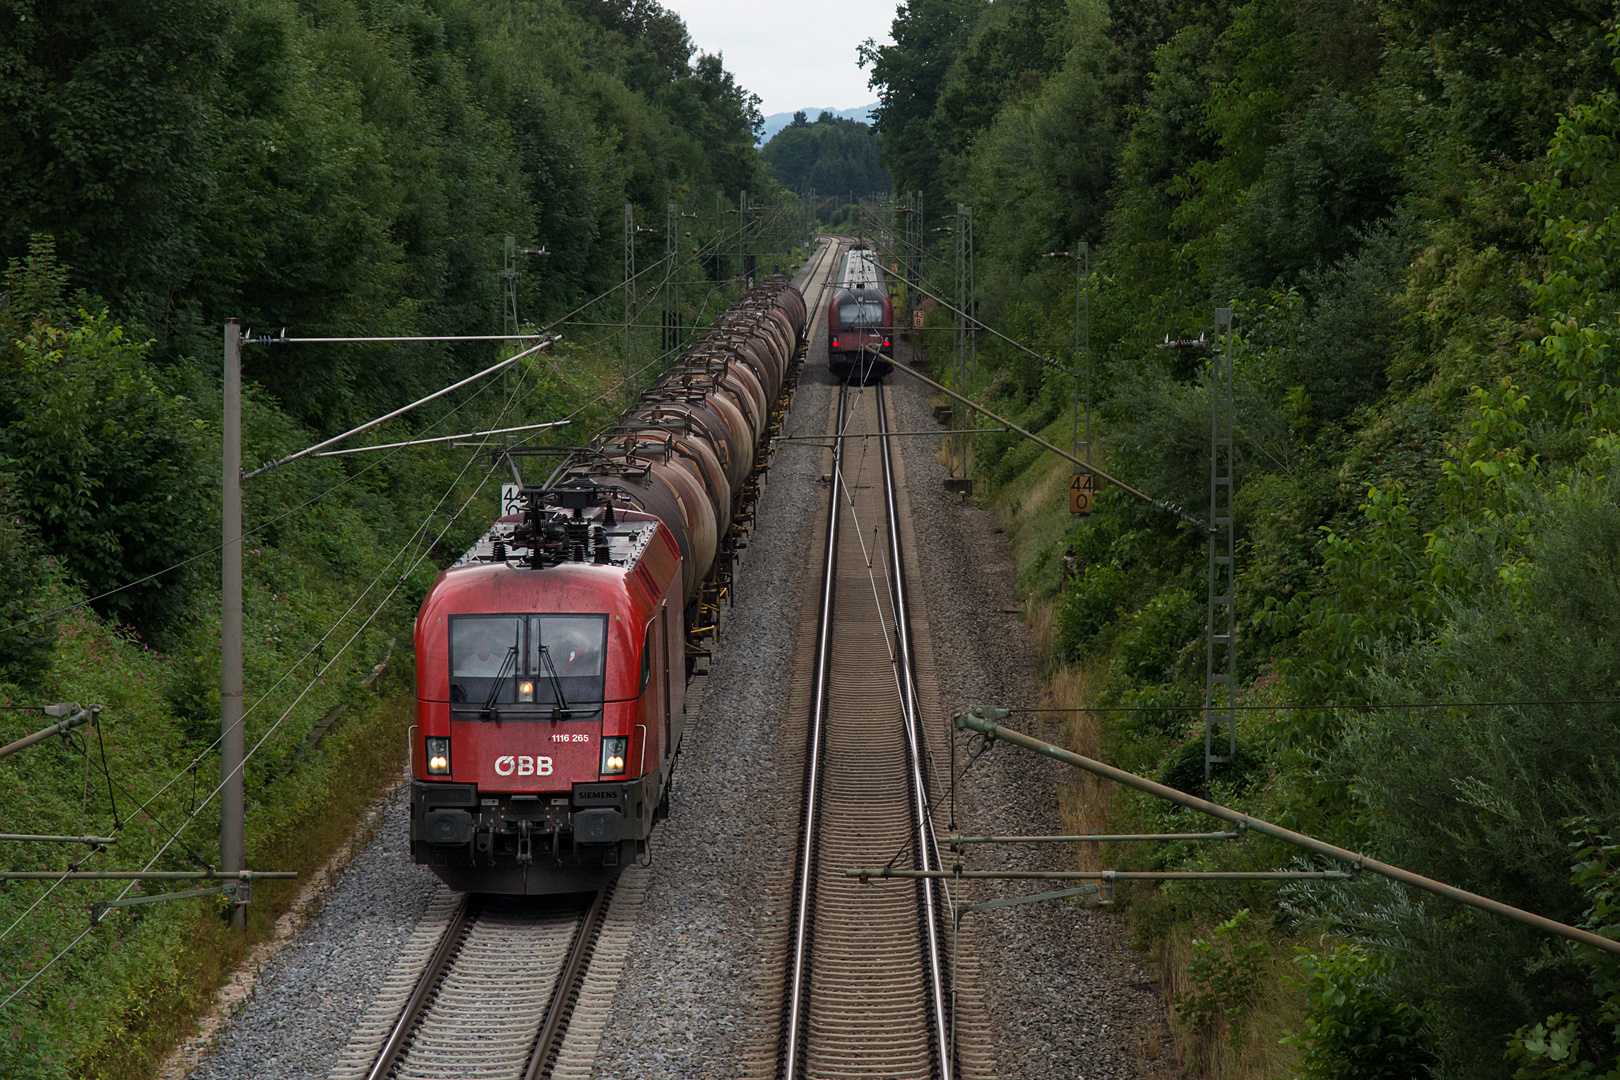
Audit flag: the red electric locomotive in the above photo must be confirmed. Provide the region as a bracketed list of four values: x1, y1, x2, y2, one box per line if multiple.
[408, 277, 807, 895]
[409, 490, 683, 894]
[827, 244, 893, 382]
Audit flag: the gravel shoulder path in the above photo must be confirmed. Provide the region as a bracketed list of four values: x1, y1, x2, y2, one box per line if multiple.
[884, 351, 1175, 1077]
[184, 783, 443, 1080]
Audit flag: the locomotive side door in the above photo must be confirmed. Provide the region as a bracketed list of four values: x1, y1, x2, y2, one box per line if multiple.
[660, 603, 672, 766]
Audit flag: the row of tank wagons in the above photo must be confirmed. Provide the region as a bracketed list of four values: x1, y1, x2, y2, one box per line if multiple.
[828, 245, 894, 383]
[557, 277, 809, 602]
[405, 277, 811, 894]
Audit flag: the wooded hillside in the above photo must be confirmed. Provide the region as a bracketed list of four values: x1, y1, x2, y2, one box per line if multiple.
[0, 2, 785, 1075]
[864, 0, 1620, 1074]
[762, 110, 891, 200]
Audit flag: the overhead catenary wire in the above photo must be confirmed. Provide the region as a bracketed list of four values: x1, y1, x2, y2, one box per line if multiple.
[4, 223, 771, 893]
[874, 348, 1200, 523]
[0, 357, 532, 972]
[855, 208, 1076, 378]
[243, 336, 559, 478]
[0, 229, 752, 638]
[0, 344, 518, 639]
[249, 333, 553, 345]
[313, 420, 571, 457]
[3, 380, 519, 941]
[2, 357, 528, 958]
[0, 217, 804, 1000]
[0, 381, 524, 1013]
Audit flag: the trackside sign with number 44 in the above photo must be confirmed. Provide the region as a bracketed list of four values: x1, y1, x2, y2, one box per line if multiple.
[500, 483, 524, 516]
[1070, 473, 1103, 516]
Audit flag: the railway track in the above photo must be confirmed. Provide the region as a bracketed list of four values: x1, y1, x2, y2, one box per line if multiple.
[358, 886, 611, 1080]
[778, 373, 955, 1080]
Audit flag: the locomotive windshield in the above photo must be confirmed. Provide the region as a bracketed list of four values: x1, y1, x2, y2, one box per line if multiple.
[449, 614, 607, 716]
[839, 300, 885, 329]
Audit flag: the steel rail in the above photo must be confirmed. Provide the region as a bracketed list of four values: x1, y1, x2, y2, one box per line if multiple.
[948, 832, 1242, 847]
[779, 379, 846, 1080]
[365, 887, 609, 1080]
[850, 868, 1352, 882]
[875, 382, 953, 1080]
[366, 894, 474, 1080]
[524, 885, 614, 1080]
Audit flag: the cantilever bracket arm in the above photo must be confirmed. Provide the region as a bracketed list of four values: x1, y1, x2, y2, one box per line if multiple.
[0, 704, 99, 761]
[953, 706, 1620, 957]
[90, 884, 235, 926]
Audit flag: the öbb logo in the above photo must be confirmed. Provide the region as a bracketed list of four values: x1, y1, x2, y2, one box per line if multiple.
[494, 755, 553, 777]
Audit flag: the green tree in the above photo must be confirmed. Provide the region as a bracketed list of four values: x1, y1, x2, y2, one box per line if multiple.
[859, 0, 982, 217]
[0, 238, 208, 636]
[762, 113, 891, 197]
[0, 0, 229, 332]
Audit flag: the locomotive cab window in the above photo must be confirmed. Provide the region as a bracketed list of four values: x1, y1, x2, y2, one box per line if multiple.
[449, 614, 607, 717]
[639, 624, 654, 695]
[839, 301, 885, 329]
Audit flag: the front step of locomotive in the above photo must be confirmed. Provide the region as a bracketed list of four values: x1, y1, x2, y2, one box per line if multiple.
[410, 773, 662, 895]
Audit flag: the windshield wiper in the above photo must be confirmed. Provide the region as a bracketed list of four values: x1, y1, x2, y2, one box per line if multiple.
[481, 625, 521, 720]
[537, 644, 573, 719]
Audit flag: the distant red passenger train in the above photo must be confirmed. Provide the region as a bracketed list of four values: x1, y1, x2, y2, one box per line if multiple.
[827, 243, 893, 382]
[409, 279, 807, 895]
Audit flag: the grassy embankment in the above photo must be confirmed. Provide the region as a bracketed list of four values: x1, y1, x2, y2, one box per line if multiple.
[913, 317, 1308, 1078]
[0, 337, 648, 1080]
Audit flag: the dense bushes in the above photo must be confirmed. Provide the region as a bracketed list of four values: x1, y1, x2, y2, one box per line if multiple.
[0, 0, 783, 1072]
[0, 0, 770, 425]
[868, 0, 1620, 1072]
[0, 240, 210, 636]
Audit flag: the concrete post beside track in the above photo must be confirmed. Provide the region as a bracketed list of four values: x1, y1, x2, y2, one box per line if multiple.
[222, 319, 246, 930]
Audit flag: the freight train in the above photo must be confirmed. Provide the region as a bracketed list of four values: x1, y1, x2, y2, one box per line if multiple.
[409, 278, 808, 894]
[827, 244, 893, 382]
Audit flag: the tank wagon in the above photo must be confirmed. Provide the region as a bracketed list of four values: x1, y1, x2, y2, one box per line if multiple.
[409, 278, 807, 894]
[827, 244, 893, 382]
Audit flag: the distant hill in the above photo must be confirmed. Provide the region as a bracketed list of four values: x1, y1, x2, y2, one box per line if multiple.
[759, 103, 877, 143]
[761, 111, 890, 199]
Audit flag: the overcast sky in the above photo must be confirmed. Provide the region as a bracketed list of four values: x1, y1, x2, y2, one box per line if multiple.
[667, 1, 899, 115]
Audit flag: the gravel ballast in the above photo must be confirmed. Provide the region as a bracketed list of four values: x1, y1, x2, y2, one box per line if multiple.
[592, 253, 1171, 1076]
[185, 787, 442, 1080]
[181, 248, 1172, 1079]
[584, 257, 840, 1079]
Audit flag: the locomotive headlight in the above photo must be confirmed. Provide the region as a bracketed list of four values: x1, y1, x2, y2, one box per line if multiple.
[425, 736, 451, 776]
[600, 736, 628, 776]
[518, 680, 535, 702]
